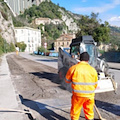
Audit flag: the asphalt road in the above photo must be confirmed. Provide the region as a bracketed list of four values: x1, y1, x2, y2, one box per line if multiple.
[19, 52, 120, 120]
[20, 52, 58, 69]
[19, 52, 120, 91]
[108, 62, 120, 70]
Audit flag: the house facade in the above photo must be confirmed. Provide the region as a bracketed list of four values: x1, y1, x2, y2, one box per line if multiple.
[33, 17, 63, 25]
[15, 27, 41, 53]
[98, 43, 113, 52]
[33, 17, 51, 25]
[54, 34, 75, 52]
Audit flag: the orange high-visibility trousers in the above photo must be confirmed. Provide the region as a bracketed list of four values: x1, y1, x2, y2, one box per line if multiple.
[70, 94, 94, 120]
[16, 50, 19, 55]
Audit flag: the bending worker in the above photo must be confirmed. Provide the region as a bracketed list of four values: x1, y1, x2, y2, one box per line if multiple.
[65, 52, 98, 120]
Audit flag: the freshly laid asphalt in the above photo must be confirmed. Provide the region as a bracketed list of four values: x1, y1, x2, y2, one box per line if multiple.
[0, 52, 120, 120]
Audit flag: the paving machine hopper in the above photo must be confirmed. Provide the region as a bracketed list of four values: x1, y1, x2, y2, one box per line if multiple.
[58, 35, 117, 93]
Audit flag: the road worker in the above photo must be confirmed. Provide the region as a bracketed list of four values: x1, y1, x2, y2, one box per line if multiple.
[16, 50, 19, 55]
[16, 47, 19, 55]
[65, 52, 98, 120]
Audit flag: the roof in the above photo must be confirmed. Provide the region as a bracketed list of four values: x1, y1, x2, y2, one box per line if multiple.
[56, 34, 74, 41]
[15, 26, 40, 31]
[70, 35, 95, 46]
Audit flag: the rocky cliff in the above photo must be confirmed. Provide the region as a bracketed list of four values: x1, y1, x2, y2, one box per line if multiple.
[59, 8, 80, 33]
[0, 3, 16, 44]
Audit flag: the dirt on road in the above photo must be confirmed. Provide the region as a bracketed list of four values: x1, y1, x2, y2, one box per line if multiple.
[6, 54, 120, 120]
[6, 54, 70, 100]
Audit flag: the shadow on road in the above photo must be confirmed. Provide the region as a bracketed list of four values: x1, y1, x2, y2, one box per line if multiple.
[29, 72, 61, 84]
[20, 95, 101, 120]
[19, 95, 69, 120]
[35, 59, 58, 62]
[95, 100, 120, 116]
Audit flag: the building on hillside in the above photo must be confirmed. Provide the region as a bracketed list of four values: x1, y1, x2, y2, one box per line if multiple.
[33, 17, 51, 25]
[4, 0, 47, 16]
[33, 17, 63, 25]
[51, 19, 63, 25]
[54, 34, 75, 52]
[15, 27, 41, 53]
[98, 43, 112, 52]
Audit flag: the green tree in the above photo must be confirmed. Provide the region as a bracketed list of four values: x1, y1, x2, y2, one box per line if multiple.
[38, 46, 46, 52]
[20, 1, 62, 23]
[12, 16, 25, 27]
[76, 13, 110, 43]
[10, 43, 16, 52]
[93, 22, 110, 43]
[38, 46, 49, 54]
[0, 35, 4, 55]
[0, 35, 16, 55]
[16, 42, 26, 52]
[44, 23, 63, 40]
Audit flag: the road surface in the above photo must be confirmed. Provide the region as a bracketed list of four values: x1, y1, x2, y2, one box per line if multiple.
[6, 52, 120, 120]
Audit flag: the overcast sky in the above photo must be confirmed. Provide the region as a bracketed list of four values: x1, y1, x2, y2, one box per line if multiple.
[51, 0, 120, 27]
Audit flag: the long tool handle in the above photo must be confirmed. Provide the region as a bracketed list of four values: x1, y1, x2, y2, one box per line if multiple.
[94, 104, 106, 120]
[111, 77, 117, 94]
[0, 108, 29, 113]
[0, 108, 36, 120]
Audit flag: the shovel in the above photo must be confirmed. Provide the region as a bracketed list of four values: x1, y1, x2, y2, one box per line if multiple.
[94, 104, 106, 120]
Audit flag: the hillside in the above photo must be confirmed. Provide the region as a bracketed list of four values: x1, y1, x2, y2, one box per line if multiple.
[0, 0, 120, 53]
[19, 1, 80, 33]
[19, 1, 116, 45]
[13, 0, 120, 50]
[0, 2, 15, 44]
[0, 1, 16, 54]
[110, 26, 120, 33]
[110, 26, 120, 40]
[109, 26, 120, 50]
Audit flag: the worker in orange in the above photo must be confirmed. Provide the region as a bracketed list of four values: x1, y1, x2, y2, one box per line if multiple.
[16, 47, 19, 55]
[16, 50, 18, 55]
[65, 52, 98, 120]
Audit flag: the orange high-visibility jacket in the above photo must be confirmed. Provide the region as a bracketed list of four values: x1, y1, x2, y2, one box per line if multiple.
[65, 61, 98, 98]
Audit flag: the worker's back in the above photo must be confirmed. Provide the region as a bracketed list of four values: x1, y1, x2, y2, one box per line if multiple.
[65, 61, 98, 98]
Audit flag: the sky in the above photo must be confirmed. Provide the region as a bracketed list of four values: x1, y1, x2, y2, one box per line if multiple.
[51, 0, 120, 27]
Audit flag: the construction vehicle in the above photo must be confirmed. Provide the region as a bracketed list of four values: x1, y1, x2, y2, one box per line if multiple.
[58, 35, 117, 93]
